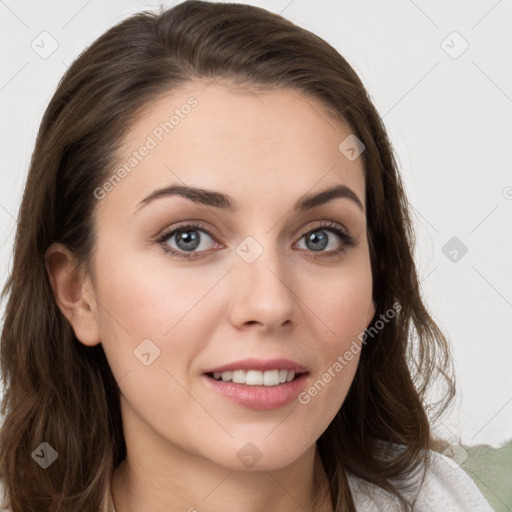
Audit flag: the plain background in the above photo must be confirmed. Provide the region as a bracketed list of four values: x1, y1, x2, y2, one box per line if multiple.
[0, 0, 510, 449]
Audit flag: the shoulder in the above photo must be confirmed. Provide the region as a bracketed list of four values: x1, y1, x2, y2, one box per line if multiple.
[412, 450, 494, 510]
[347, 449, 495, 511]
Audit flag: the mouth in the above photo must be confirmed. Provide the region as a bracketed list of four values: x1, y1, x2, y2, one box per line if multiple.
[201, 358, 310, 410]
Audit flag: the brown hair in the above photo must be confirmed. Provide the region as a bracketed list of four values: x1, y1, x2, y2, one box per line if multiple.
[0, 1, 455, 510]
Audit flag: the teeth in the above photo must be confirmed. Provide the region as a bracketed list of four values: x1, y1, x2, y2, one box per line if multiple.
[231, 370, 244, 383]
[246, 370, 263, 385]
[221, 371, 232, 382]
[263, 369, 279, 386]
[213, 369, 298, 386]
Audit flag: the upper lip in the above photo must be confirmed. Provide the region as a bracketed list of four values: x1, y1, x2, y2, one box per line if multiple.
[204, 358, 308, 374]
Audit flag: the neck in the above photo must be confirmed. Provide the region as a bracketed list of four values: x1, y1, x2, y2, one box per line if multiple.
[111, 437, 332, 512]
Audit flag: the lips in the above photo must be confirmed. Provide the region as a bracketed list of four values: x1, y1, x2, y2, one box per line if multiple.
[202, 358, 309, 410]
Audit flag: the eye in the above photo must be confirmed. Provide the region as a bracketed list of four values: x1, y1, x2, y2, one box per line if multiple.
[157, 222, 219, 260]
[295, 221, 355, 255]
[156, 220, 355, 260]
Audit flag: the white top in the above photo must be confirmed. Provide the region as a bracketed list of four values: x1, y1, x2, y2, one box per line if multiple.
[0, 450, 495, 511]
[347, 451, 495, 511]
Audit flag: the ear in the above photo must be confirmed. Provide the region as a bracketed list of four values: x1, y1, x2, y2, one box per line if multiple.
[44, 242, 101, 346]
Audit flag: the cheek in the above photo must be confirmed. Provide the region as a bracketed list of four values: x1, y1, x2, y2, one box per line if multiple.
[94, 247, 215, 340]
[296, 281, 369, 438]
[303, 255, 373, 345]
[295, 256, 372, 417]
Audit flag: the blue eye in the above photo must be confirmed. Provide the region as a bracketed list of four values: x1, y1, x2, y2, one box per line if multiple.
[157, 222, 218, 259]
[296, 222, 355, 254]
[157, 221, 355, 260]
[301, 225, 353, 252]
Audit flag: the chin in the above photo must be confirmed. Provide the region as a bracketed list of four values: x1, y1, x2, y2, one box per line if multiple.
[204, 435, 314, 472]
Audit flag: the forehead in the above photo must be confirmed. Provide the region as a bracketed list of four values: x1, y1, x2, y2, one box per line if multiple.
[97, 81, 366, 218]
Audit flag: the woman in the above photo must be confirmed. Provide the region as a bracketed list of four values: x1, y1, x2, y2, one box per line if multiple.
[0, 1, 494, 511]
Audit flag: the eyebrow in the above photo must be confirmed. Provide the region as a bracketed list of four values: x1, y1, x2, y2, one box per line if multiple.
[135, 183, 364, 214]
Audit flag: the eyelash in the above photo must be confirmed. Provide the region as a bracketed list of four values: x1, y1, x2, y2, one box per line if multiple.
[156, 221, 356, 260]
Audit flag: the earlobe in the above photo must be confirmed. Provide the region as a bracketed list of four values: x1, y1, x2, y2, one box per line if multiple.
[44, 243, 101, 346]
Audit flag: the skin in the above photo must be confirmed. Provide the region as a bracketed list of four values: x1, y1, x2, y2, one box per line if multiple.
[46, 81, 375, 512]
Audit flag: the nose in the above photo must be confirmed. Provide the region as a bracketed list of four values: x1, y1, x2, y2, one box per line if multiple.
[228, 240, 297, 333]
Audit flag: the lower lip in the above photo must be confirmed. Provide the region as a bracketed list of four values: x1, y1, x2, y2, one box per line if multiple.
[202, 373, 309, 410]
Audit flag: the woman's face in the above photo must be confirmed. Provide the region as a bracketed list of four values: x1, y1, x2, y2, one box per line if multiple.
[88, 82, 374, 471]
